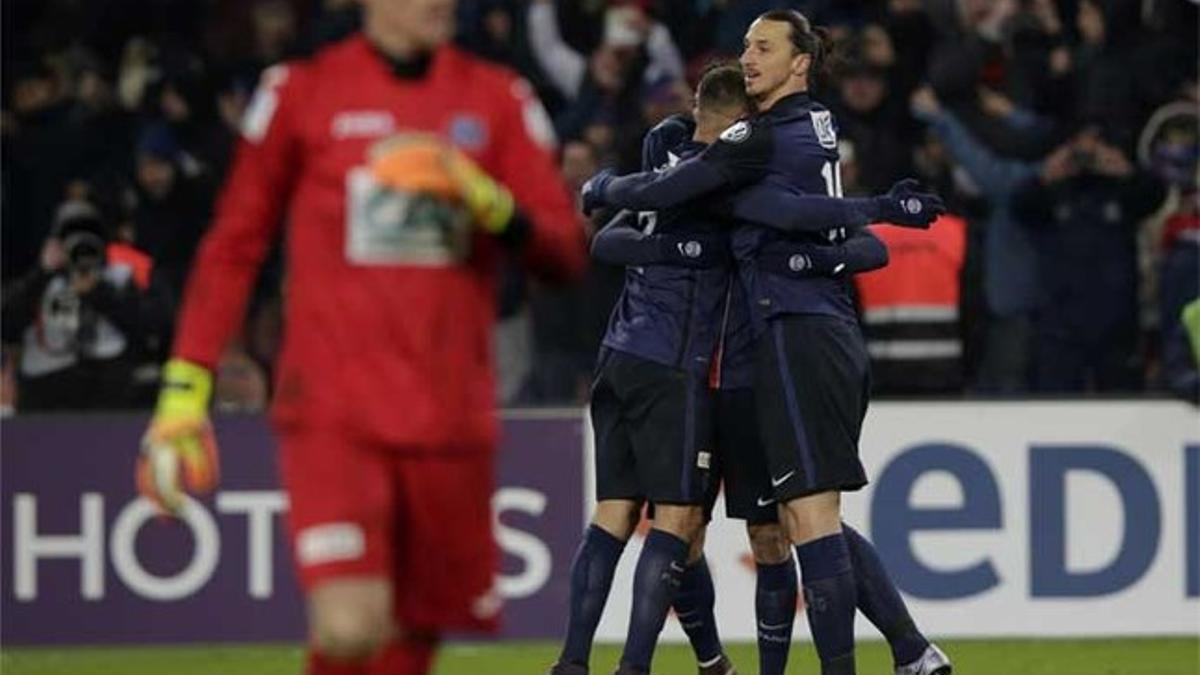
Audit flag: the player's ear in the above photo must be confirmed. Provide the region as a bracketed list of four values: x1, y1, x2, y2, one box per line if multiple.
[792, 52, 812, 79]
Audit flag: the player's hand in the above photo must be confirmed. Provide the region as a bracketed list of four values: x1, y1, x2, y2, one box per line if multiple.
[369, 133, 516, 235]
[580, 169, 615, 216]
[653, 233, 729, 268]
[137, 358, 219, 516]
[872, 178, 945, 228]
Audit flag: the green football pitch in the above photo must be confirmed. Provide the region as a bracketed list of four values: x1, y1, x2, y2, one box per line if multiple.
[3, 639, 1197, 675]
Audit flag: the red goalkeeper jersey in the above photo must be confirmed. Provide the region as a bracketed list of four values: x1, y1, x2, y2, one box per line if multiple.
[173, 36, 586, 450]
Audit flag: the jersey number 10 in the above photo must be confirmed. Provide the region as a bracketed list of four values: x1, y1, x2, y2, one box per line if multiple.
[821, 161, 848, 243]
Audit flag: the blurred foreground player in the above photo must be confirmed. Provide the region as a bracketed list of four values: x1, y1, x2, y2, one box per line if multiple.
[134, 1, 586, 674]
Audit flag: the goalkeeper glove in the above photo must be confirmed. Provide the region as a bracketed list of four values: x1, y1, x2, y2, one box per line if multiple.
[870, 178, 946, 228]
[137, 358, 219, 516]
[369, 133, 516, 235]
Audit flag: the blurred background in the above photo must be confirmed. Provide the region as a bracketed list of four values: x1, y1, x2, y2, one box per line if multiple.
[1, 0, 1197, 415]
[1, 1, 1198, 672]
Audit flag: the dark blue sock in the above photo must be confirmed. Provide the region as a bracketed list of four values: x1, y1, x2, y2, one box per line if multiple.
[620, 528, 690, 671]
[796, 533, 858, 675]
[843, 523, 929, 666]
[755, 558, 798, 675]
[559, 525, 626, 666]
[672, 556, 724, 664]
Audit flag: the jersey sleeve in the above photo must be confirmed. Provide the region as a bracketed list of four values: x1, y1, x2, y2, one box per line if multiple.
[698, 118, 772, 185]
[172, 63, 305, 369]
[603, 118, 771, 211]
[641, 114, 694, 171]
[724, 184, 875, 232]
[488, 77, 587, 283]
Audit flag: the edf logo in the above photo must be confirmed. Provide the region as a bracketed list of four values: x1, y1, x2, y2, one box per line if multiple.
[869, 443, 1200, 600]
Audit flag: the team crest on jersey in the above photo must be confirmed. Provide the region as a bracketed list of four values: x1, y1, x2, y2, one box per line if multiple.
[719, 120, 751, 144]
[448, 114, 488, 151]
[811, 110, 838, 149]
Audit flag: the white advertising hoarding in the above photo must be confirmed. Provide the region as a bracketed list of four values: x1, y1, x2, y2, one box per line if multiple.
[588, 401, 1200, 640]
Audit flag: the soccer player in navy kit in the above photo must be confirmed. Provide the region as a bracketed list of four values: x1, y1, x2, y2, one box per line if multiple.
[582, 10, 952, 675]
[551, 63, 905, 675]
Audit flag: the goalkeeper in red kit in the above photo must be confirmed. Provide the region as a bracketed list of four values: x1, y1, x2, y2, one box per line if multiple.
[133, 1, 586, 673]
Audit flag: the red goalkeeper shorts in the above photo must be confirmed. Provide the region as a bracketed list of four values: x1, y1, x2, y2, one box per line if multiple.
[278, 427, 500, 632]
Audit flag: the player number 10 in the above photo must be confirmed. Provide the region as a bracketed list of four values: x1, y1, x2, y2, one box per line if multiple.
[821, 161, 847, 242]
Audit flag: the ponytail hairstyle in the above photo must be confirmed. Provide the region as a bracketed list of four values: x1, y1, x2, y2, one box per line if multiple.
[756, 9, 840, 85]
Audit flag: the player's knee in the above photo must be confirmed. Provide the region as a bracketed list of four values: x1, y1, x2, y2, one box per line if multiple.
[782, 491, 842, 544]
[311, 606, 389, 662]
[746, 523, 791, 564]
[592, 499, 642, 541]
[652, 504, 704, 541]
[687, 526, 708, 563]
[308, 579, 392, 662]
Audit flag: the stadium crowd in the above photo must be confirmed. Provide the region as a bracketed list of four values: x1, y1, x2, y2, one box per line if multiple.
[2, 0, 1197, 413]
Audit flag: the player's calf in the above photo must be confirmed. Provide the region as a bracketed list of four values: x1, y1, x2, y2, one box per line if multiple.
[618, 504, 702, 673]
[786, 493, 857, 675]
[747, 522, 797, 675]
[552, 499, 642, 672]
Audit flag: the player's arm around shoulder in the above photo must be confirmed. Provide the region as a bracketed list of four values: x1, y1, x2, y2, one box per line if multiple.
[699, 116, 773, 185]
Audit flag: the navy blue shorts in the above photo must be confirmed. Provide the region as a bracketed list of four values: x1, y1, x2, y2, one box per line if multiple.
[754, 315, 870, 502]
[590, 349, 716, 505]
[715, 387, 780, 524]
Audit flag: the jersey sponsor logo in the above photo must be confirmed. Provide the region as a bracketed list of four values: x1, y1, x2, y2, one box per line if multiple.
[343, 136, 473, 266]
[447, 114, 488, 151]
[811, 110, 838, 149]
[719, 120, 751, 144]
[331, 110, 396, 140]
[296, 522, 365, 565]
[242, 65, 288, 143]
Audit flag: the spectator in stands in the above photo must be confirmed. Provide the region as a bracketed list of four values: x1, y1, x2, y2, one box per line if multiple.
[1, 200, 167, 410]
[830, 57, 915, 194]
[528, 0, 683, 168]
[130, 124, 211, 308]
[526, 0, 683, 104]
[911, 85, 1042, 393]
[3, 60, 78, 281]
[1012, 128, 1166, 393]
[150, 55, 233, 189]
[1139, 99, 1200, 399]
[847, 137, 968, 395]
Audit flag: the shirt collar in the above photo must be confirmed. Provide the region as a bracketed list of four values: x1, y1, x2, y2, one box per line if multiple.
[759, 91, 812, 118]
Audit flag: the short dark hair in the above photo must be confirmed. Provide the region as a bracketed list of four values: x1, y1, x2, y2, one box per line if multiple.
[696, 61, 749, 113]
[757, 9, 834, 76]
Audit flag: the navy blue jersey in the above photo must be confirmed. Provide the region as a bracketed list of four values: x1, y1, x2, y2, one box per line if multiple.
[599, 115, 735, 376]
[602, 93, 859, 335]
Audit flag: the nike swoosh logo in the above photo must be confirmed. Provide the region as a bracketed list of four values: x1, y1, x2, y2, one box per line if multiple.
[758, 620, 791, 631]
[756, 496, 776, 507]
[771, 471, 795, 487]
